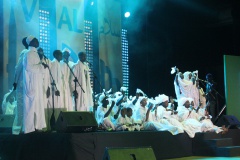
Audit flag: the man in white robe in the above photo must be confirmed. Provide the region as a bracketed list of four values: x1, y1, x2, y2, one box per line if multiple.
[12, 37, 28, 134]
[49, 50, 64, 109]
[155, 94, 184, 134]
[71, 52, 93, 111]
[22, 36, 47, 133]
[177, 97, 203, 138]
[60, 48, 74, 111]
[96, 94, 115, 130]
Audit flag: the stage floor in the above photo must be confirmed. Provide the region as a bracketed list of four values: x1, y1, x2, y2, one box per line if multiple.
[0, 129, 240, 160]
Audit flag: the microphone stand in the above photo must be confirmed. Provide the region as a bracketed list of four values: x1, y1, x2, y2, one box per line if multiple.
[199, 78, 225, 124]
[43, 58, 60, 131]
[65, 60, 85, 111]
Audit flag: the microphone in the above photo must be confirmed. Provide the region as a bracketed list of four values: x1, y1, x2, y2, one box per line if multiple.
[198, 78, 208, 83]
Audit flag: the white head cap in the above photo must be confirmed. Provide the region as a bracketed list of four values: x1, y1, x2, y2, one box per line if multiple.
[178, 97, 189, 107]
[26, 35, 35, 45]
[62, 48, 71, 54]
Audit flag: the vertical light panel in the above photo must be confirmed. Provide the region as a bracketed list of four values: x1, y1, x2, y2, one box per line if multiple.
[39, 9, 50, 57]
[84, 20, 94, 88]
[121, 29, 129, 96]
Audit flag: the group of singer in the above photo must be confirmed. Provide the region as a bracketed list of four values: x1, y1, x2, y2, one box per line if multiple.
[2, 35, 93, 134]
[1, 35, 227, 137]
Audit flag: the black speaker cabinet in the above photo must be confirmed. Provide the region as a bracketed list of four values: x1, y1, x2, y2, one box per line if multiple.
[103, 146, 156, 160]
[216, 115, 240, 129]
[56, 111, 97, 132]
[0, 114, 15, 133]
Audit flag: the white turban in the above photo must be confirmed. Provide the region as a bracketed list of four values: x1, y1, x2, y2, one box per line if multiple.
[160, 94, 169, 103]
[26, 35, 35, 45]
[62, 47, 71, 54]
[178, 97, 189, 107]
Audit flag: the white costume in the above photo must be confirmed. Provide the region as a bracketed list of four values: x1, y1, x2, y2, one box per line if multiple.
[12, 49, 28, 134]
[60, 60, 74, 111]
[1, 91, 16, 115]
[96, 94, 115, 130]
[177, 97, 203, 138]
[198, 107, 223, 133]
[22, 40, 47, 133]
[71, 60, 93, 111]
[155, 94, 184, 134]
[49, 59, 64, 109]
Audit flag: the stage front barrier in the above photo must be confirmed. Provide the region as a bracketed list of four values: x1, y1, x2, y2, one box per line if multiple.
[56, 111, 97, 132]
[103, 146, 156, 160]
[0, 114, 14, 133]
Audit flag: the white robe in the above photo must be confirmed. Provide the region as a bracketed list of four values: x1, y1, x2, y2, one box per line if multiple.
[60, 60, 74, 111]
[71, 61, 93, 111]
[96, 105, 115, 130]
[49, 59, 64, 109]
[22, 47, 47, 133]
[177, 106, 203, 138]
[1, 92, 16, 115]
[198, 108, 223, 133]
[156, 106, 184, 134]
[12, 49, 28, 134]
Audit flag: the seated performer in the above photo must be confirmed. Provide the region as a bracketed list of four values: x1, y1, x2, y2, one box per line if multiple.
[177, 97, 203, 138]
[2, 90, 16, 115]
[155, 94, 184, 134]
[96, 94, 116, 131]
[115, 107, 128, 131]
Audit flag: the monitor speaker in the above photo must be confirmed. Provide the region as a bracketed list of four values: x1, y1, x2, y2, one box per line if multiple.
[56, 111, 97, 132]
[0, 114, 15, 133]
[103, 146, 156, 160]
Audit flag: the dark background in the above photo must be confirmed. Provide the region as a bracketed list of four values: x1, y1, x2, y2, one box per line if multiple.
[123, 0, 240, 111]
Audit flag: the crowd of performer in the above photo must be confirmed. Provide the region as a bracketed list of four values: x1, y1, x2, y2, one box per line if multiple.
[1, 35, 227, 137]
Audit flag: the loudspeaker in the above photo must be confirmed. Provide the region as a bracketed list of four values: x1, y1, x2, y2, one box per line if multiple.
[56, 111, 97, 132]
[0, 114, 15, 133]
[216, 115, 240, 129]
[103, 146, 156, 160]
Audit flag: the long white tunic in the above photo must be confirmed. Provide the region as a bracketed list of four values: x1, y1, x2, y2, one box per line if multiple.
[71, 61, 93, 111]
[96, 105, 115, 130]
[22, 47, 46, 133]
[12, 49, 28, 134]
[60, 60, 74, 111]
[49, 59, 64, 109]
[177, 106, 203, 138]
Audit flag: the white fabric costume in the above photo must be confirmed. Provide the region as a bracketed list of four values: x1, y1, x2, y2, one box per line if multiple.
[12, 49, 28, 134]
[177, 97, 203, 138]
[49, 59, 64, 109]
[60, 60, 74, 111]
[22, 42, 47, 133]
[71, 60, 93, 111]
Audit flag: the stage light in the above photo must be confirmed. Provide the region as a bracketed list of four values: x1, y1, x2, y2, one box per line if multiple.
[91, 1, 94, 5]
[124, 12, 130, 18]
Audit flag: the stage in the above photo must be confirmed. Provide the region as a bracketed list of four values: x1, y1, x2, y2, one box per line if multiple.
[0, 129, 240, 160]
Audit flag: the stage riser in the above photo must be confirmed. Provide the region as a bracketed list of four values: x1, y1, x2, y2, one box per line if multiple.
[0, 130, 240, 160]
